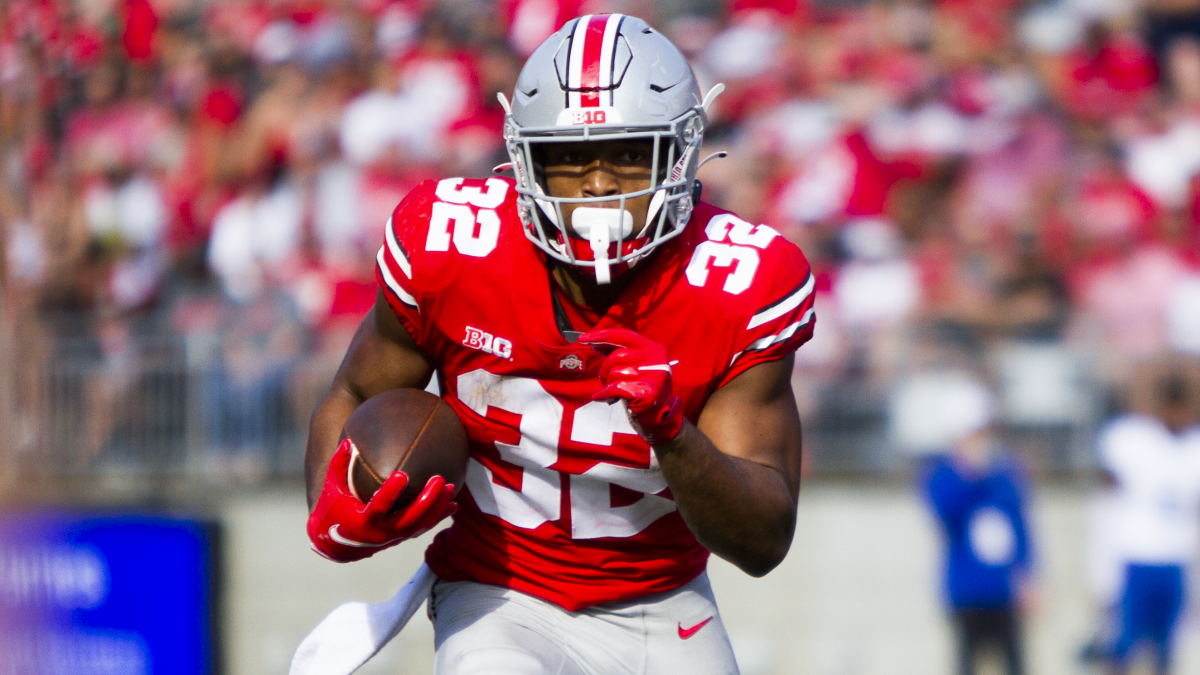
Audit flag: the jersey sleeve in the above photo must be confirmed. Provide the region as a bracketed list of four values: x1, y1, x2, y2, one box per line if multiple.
[718, 239, 816, 387]
[374, 181, 436, 341]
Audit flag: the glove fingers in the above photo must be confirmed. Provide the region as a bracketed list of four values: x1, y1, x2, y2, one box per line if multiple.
[365, 469, 411, 517]
[592, 377, 663, 407]
[594, 348, 669, 381]
[615, 381, 658, 411]
[579, 328, 648, 351]
[602, 362, 646, 382]
[598, 351, 670, 382]
[391, 475, 447, 530]
[591, 382, 628, 403]
[597, 351, 641, 380]
[406, 479, 451, 531]
[408, 484, 456, 536]
[578, 328, 621, 350]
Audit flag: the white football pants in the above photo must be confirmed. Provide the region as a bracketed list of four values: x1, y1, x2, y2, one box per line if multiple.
[428, 572, 740, 675]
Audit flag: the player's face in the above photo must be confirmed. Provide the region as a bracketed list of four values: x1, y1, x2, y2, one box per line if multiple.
[538, 140, 657, 239]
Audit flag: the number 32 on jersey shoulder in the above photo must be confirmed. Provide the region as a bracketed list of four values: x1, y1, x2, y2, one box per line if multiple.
[685, 214, 780, 294]
[426, 178, 510, 257]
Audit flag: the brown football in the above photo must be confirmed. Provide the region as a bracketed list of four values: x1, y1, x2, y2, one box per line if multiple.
[343, 388, 469, 513]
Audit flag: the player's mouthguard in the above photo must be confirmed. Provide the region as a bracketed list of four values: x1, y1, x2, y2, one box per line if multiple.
[571, 208, 633, 285]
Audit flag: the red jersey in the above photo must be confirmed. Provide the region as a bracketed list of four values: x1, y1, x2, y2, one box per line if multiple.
[375, 176, 815, 610]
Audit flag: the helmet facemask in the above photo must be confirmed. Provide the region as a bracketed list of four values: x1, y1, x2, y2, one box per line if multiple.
[504, 110, 704, 284]
[500, 13, 718, 284]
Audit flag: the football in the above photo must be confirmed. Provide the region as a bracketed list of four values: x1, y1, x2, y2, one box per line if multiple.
[343, 388, 469, 513]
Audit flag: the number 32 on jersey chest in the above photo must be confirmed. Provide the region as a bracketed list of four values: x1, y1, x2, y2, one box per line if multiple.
[451, 369, 675, 541]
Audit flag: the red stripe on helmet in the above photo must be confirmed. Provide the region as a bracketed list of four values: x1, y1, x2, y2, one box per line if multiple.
[579, 14, 609, 107]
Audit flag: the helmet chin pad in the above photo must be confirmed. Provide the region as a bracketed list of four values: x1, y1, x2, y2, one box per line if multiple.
[572, 208, 633, 284]
[571, 207, 633, 240]
[552, 206, 647, 284]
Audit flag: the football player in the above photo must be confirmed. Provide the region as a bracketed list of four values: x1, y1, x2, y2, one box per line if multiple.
[304, 14, 815, 674]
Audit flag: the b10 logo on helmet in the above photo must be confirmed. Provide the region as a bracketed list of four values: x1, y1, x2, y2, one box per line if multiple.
[464, 326, 513, 359]
[555, 107, 624, 126]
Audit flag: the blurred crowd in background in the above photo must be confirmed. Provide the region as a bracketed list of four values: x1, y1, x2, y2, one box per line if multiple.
[4, 0, 1200, 481]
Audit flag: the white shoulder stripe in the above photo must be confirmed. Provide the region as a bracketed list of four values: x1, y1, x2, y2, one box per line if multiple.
[376, 246, 417, 309]
[383, 216, 411, 278]
[747, 274, 815, 330]
[748, 309, 815, 351]
[730, 308, 816, 367]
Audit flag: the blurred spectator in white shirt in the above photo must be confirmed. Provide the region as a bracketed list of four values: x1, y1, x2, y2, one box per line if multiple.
[1091, 373, 1200, 674]
[207, 182, 302, 302]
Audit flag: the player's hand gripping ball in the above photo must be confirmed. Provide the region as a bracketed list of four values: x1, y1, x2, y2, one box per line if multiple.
[306, 389, 468, 563]
[307, 438, 456, 562]
[580, 328, 684, 445]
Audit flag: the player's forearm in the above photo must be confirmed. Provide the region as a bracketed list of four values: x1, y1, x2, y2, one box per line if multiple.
[305, 301, 436, 508]
[305, 385, 365, 509]
[654, 423, 797, 577]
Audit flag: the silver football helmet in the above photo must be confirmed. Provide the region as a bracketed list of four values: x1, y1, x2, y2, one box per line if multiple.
[500, 13, 723, 283]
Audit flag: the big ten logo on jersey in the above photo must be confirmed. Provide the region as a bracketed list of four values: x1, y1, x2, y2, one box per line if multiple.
[464, 326, 513, 359]
[426, 178, 510, 257]
[684, 214, 780, 295]
[458, 369, 675, 539]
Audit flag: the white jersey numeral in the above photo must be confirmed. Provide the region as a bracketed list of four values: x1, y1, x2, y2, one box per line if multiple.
[436, 177, 509, 209]
[685, 241, 760, 294]
[568, 400, 675, 539]
[705, 214, 779, 248]
[685, 214, 779, 295]
[426, 178, 509, 257]
[458, 370, 562, 528]
[456, 369, 674, 538]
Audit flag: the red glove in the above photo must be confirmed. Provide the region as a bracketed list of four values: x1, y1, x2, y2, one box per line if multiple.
[307, 438, 457, 562]
[580, 328, 684, 445]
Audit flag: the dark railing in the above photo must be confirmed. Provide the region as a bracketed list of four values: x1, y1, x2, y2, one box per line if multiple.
[0, 335, 1105, 491]
[2, 335, 335, 491]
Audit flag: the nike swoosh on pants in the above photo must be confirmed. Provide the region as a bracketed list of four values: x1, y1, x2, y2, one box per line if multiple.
[677, 616, 713, 640]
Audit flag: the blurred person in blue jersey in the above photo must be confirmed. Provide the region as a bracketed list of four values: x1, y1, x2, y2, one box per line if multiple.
[1094, 373, 1200, 675]
[922, 395, 1033, 675]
